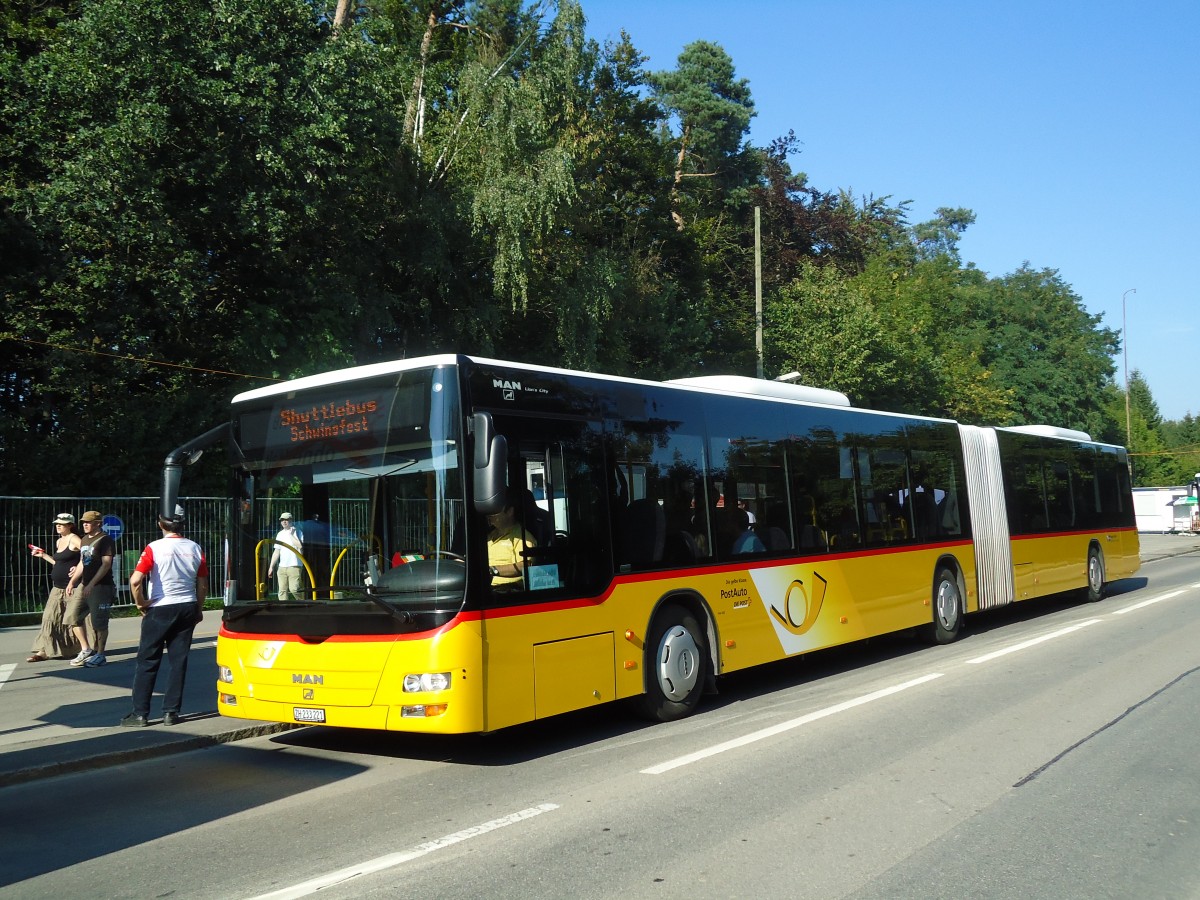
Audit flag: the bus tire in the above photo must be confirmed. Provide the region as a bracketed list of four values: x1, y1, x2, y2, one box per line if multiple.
[637, 603, 707, 722]
[926, 566, 963, 644]
[1086, 546, 1105, 602]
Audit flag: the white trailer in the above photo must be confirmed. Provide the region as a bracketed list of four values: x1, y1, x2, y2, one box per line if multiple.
[1133, 487, 1189, 533]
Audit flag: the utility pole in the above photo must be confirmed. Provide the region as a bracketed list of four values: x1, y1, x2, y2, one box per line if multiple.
[1122, 287, 1136, 450]
[755, 206, 763, 379]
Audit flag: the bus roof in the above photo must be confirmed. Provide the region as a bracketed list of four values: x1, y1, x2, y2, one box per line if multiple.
[232, 354, 870, 419]
[1003, 424, 1093, 442]
[230, 353, 975, 429]
[667, 375, 850, 407]
[232, 354, 463, 404]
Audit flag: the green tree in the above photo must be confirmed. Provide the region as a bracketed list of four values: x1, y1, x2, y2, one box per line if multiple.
[647, 40, 756, 230]
[765, 261, 903, 402]
[912, 206, 976, 262]
[1160, 413, 1200, 486]
[3, 0, 412, 493]
[960, 265, 1119, 434]
[1122, 372, 1172, 486]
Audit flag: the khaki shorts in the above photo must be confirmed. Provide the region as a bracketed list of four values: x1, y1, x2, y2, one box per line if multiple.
[67, 583, 115, 634]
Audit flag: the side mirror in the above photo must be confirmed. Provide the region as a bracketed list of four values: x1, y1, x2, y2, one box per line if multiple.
[472, 412, 508, 514]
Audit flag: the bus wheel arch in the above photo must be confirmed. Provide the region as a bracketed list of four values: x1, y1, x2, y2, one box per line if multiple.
[1085, 542, 1105, 602]
[635, 592, 714, 722]
[925, 559, 965, 645]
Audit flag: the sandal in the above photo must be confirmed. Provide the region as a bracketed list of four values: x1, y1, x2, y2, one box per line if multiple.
[26, 653, 47, 662]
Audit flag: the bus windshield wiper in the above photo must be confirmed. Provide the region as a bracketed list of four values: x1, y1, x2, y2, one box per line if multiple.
[363, 586, 414, 624]
[224, 601, 310, 622]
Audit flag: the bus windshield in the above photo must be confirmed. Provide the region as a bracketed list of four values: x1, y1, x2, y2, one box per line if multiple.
[228, 365, 466, 629]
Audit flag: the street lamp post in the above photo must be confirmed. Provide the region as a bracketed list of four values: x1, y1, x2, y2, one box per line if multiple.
[1122, 288, 1136, 449]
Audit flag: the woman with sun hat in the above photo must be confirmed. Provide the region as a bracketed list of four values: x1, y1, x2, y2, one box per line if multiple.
[26, 512, 84, 662]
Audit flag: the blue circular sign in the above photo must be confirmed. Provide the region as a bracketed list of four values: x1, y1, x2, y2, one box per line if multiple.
[102, 514, 124, 542]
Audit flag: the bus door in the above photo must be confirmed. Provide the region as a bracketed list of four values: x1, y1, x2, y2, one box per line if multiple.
[483, 416, 615, 725]
[490, 415, 611, 599]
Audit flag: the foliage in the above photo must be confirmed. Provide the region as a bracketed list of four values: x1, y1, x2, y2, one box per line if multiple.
[954, 266, 1119, 434]
[1, 0, 1184, 496]
[1160, 415, 1200, 487]
[4, 0, 411, 492]
[765, 261, 901, 401]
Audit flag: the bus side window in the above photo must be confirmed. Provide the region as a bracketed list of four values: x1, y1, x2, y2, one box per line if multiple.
[610, 417, 706, 572]
[791, 436, 850, 551]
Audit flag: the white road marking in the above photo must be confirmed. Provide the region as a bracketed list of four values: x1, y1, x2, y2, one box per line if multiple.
[640, 673, 944, 776]
[243, 579, 1195, 894]
[247, 803, 559, 899]
[965, 619, 1102, 665]
[0, 664, 15, 690]
[641, 583, 1194, 775]
[1112, 588, 1187, 615]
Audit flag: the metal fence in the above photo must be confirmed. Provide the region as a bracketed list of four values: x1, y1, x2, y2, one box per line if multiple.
[3, 495, 465, 617]
[0, 496, 227, 617]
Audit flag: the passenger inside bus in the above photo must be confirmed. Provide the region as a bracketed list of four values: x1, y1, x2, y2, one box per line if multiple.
[720, 506, 765, 556]
[792, 494, 828, 550]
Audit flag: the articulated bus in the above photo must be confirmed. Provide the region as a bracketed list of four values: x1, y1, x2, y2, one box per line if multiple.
[162, 354, 1139, 733]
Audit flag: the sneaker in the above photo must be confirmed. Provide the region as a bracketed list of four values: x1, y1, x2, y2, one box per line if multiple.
[163, 711, 181, 726]
[120, 713, 148, 727]
[70, 648, 95, 667]
[83, 652, 107, 668]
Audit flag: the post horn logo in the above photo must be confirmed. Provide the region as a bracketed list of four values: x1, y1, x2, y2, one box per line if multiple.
[770, 572, 828, 635]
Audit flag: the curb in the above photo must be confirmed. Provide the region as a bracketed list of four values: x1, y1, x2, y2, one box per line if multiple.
[0, 721, 300, 789]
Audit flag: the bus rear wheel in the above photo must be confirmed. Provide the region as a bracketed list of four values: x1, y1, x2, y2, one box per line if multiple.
[926, 567, 963, 645]
[1085, 546, 1105, 602]
[637, 604, 707, 722]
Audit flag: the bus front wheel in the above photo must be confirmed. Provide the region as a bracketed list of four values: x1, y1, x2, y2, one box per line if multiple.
[637, 604, 707, 722]
[926, 567, 963, 644]
[1085, 546, 1105, 602]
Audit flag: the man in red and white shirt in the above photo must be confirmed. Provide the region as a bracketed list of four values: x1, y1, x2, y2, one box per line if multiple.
[121, 506, 208, 727]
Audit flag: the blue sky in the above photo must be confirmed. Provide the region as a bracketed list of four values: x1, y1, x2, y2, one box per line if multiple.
[581, 0, 1199, 422]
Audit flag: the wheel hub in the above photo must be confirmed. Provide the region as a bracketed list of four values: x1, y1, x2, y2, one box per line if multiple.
[656, 625, 700, 701]
[935, 579, 959, 628]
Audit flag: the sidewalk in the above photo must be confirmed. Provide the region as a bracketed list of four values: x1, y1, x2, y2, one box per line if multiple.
[2, 533, 1198, 787]
[1137, 530, 1200, 562]
[0, 612, 294, 789]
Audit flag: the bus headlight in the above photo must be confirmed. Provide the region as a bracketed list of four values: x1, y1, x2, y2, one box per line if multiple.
[218, 666, 234, 684]
[403, 672, 451, 693]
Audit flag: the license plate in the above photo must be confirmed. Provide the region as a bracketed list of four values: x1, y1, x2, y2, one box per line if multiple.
[293, 707, 326, 723]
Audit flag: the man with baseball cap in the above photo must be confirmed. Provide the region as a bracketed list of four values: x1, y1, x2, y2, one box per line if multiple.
[122, 505, 207, 727]
[65, 510, 116, 667]
[267, 511, 304, 602]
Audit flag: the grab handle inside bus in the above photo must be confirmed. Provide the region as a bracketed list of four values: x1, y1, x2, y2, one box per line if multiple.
[472, 412, 508, 515]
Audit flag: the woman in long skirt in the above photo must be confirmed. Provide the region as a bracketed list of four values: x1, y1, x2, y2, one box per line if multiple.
[26, 512, 83, 662]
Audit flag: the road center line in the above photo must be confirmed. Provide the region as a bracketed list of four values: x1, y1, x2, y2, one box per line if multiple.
[248, 803, 559, 900]
[1112, 588, 1188, 615]
[965, 619, 1102, 665]
[640, 673, 944, 776]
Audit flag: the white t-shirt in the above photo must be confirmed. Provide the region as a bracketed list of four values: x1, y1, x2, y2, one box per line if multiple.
[134, 535, 207, 607]
[274, 527, 304, 567]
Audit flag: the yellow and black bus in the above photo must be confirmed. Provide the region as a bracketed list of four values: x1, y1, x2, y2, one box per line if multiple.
[164, 354, 1137, 732]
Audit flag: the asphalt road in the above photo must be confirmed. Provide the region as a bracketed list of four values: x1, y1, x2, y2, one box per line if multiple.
[2, 541, 1199, 899]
